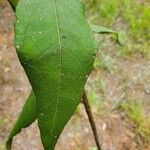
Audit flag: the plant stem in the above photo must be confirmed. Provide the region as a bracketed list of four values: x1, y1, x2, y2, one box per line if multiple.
[82, 90, 102, 150]
[7, 0, 15, 11]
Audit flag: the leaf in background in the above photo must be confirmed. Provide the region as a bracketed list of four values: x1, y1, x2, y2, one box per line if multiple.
[90, 24, 125, 46]
[6, 1, 38, 149]
[15, 0, 97, 149]
[6, 91, 37, 150]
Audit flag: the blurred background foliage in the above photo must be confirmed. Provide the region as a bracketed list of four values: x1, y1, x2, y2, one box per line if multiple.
[86, 0, 150, 58]
[84, 0, 150, 143]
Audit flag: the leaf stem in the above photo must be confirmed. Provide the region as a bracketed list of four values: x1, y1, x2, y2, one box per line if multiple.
[82, 90, 102, 150]
[7, 0, 15, 11]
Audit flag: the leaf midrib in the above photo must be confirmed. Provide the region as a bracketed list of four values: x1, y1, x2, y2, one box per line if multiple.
[48, 0, 63, 146]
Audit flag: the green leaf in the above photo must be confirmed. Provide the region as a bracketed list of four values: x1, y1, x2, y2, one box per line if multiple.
[90, 24, 125, 46]
[7, 1, 38, 149]
[15, 0, 97, 149]
[6, 91, 37, 150]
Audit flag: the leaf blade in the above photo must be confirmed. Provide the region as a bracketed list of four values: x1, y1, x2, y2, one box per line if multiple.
[6, 91, 37, 150]
[6, 1, 38, 149]
[15, 0, 97, 149]
[90, 24, 125, 45]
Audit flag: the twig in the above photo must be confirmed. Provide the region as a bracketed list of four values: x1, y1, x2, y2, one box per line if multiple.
[82, 90, 102, 150]
[7, 0, 15, 11]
